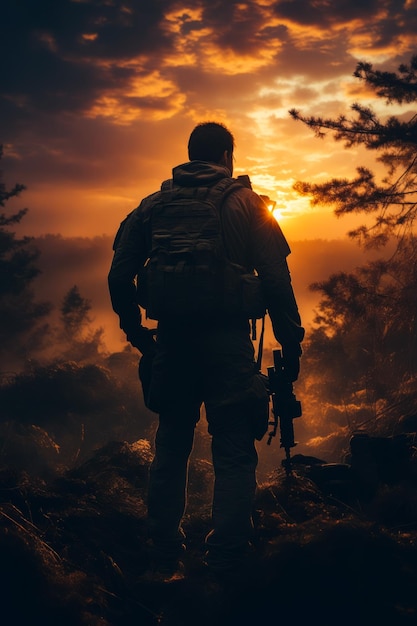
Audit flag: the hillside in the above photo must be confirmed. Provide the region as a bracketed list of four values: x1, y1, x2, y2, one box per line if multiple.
[1, 435, 417, 626]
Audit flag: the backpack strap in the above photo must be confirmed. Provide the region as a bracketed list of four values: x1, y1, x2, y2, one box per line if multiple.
[255, 315, 266, 371]
[159, 180, 217, 206]
[159, 175, 251, 202]
[208, 177, 247, 206]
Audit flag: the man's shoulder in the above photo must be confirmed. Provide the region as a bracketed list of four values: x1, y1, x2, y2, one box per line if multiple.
[132, 176, 259, 215]
[114, 189, 162, 239]
[127, 189, 162, 220]
[223, 180, 264, 212]
[140, 189, 163, 208]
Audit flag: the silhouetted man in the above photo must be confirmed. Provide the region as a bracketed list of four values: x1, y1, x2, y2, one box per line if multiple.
[108, 122, 304, 580]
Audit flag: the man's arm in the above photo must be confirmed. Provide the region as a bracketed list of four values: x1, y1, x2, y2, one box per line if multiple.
[251, 197, 305, 380]
[108, 211, 155, 354]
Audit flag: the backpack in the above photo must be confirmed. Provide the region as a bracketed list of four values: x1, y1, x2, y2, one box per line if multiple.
[137, 177, 266, 321]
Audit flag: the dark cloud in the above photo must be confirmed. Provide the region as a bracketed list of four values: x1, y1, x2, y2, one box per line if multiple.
[2, 0, 414, 130]
[272, 0, 388, 27]
[264, 38, 355, 81]
[2, 0, 175, 125]
[201, 1, 272, 53]
[1, 0, 416, 241]
[3, 0, 172, 63]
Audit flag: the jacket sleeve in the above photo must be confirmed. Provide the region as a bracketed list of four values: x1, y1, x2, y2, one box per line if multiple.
[108, 208, 154, 352]
[250, 194, 305, 354]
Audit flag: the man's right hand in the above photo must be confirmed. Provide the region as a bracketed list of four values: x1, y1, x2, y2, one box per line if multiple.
[281, 345, 301, 382]
[128, 326, 156, 355]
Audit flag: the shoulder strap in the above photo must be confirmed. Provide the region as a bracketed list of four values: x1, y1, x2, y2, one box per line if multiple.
[159, 180, 215, 205]
[201, 178, 247, 218]
[155, 177, 245, 217]
[159, 176, 248, 202]
[255, 316, 266, 370]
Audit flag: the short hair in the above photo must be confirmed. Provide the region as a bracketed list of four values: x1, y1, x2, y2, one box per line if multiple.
[188, 122, 234, 162]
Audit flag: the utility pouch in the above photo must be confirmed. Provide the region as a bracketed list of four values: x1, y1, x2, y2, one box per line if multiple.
[222, 265, 266, 320]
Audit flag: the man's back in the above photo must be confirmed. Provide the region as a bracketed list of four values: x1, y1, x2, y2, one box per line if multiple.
[108, 121, 304, 580]
[136, 165, 256, 321]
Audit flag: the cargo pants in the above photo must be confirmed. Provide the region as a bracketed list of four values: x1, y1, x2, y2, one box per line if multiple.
[144, 320, 269, 572]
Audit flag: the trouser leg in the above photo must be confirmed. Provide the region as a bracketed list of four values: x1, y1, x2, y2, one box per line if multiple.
[205, 403, 258, 572]
[147, 411, 198, 565]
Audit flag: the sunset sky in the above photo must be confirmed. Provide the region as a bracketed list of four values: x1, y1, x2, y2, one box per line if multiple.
[2, 0, 417, 244]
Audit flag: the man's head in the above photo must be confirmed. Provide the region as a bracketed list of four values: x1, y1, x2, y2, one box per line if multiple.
[188, 122, 234, 174]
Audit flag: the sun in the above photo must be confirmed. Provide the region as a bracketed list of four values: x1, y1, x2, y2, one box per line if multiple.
[260, 195, 286, 222]
[260, 195, 275, 211]
[272, 207, 286, 222]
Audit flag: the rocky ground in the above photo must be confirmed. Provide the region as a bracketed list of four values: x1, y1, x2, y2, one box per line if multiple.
[1, 437, 417, 626]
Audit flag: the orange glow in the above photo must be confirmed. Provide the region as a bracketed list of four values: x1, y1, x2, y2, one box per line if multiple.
[84, 71, 186, 123]
[81, 33, 98, 42]
[260, 196, 288, 222]
[3, 0, 414, 374]
[272, 207, 286, 221]
[4, 1, 414, 250]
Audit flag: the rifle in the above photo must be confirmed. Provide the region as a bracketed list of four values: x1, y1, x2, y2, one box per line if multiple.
[266, 349, 302, 476]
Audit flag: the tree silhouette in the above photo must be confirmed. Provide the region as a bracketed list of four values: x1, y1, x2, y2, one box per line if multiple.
[0, 146, 51, 370]
[290, 54, 417, 248]
[58, 285, 105, 363]
[291, 56, 417, 432]
[61, 285, 93, 340]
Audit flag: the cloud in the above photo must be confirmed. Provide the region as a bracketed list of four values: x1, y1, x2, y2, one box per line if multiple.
[1, 0, 416, 240]
[3, 0, 415, 126]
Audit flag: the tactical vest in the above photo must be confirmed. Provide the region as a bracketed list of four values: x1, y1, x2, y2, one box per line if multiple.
[137, 177, 266, 321]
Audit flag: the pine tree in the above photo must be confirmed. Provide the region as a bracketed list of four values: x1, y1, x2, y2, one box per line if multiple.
[290, 54, 417, 248]
[0, 146, 51, 370]
[291, 56, 417, 432]
[59, 285, 105, 363]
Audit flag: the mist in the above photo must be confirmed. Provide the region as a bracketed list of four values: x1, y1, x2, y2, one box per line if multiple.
[33, 233, 385, 354]
[12, 232, 387, 469]
[2, 233, 417, 626]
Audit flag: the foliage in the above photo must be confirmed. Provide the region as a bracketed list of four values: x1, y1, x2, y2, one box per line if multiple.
[57, 285, 106, 364]
[2, 442, 417, 625]
[0, 150, 152, 466]
[292, 55, 417, 432]
[0, 146, 51, 368]
[0, 354, 152, 463]
[300, 244, 417, 413]
[0, 150, 108, 370]
[61, 285, 92, 337]
[290, 54, 417, 247]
